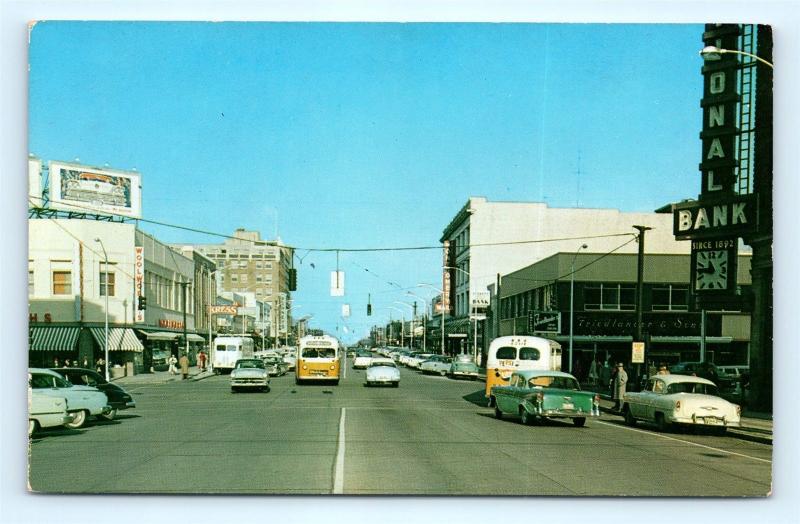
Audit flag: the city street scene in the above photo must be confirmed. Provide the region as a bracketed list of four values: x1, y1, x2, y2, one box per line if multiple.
[25, 21, 773, 499]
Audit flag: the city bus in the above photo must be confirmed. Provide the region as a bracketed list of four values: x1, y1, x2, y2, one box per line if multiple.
[296, 334, 341, 385]
[485, 336, 562, 398]
[212, 336, 255, 374]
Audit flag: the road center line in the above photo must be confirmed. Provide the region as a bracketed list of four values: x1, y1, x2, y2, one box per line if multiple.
[333, 407, 346, 494]
[594, 420, 772, 464]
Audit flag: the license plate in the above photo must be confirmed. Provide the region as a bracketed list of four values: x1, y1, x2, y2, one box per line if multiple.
[705, 417, 722, 425]
[562, 403, 574, 410]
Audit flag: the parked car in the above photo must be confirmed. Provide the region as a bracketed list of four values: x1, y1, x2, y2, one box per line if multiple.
[622, 374, 741, 433]
[29, 390, 74, 436]
[406, 353, 435, 369]
[353, 350, 373, 369]
[449, 358, 480, 380]
[262, 355, 289, 376]
[51, 367, 136, 420]
[489, 370, 600, 427]
[29, 368, 111, 429]
[419, 355, 453, 376]
[668, 362, 738, 392]
[230, 359, 270, 392]
[365, 358, 400, 387]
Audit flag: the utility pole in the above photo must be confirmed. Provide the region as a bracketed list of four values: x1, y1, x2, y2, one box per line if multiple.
[633, 225, 651, 386]
[180, 281, 190, 359]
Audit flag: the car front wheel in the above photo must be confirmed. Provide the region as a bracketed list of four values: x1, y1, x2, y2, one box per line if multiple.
[520, 408, 534, 426]
[101, 408, 118, 421]
[573, 417, 586, 427]
[655, 413, 670, 432]
[65, 410, 87, 429]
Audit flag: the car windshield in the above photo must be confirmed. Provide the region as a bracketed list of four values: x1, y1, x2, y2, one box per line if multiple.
[356, 351, 372, 357]
[666, 382, 720, 395]
[369, 361, 395, 368]
[528, 376, 580, 390]
[235, 360, 265, 369]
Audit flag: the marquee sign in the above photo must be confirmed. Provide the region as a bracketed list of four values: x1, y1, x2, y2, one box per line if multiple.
[673, 195, 757, 240]
[528, 311, 561, 334]
[134, 247, 144, 323]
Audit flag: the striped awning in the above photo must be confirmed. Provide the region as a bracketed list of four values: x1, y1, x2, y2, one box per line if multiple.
[186, 334, 205, 342]
[138, 330, 180, 341]
[89, 328, 144, 352]
[29, 326, 80, 352]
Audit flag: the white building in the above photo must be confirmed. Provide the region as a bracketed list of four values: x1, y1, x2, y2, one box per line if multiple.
[436, 197, 691, 354]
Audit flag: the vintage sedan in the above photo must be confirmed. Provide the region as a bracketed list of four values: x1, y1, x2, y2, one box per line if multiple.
[449, 358, 480, 380]
[29, 390, 74, 436]
[260, 354, 289, 376]
[352, 350, 373, 369]
[406, 353, 435, 369]
[622, 374, 741, 433]
[419, 355, 453, 376]
[29, 368, 111, 429]
[52, 367, 136, 420]
[230, 359, 270, 392]
[489, 370, 600, 427]
[365, 358, 400, 387]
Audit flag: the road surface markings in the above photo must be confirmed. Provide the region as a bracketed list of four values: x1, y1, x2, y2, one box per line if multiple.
[333, 407, 346, 494]
[594, 420, 772, 464]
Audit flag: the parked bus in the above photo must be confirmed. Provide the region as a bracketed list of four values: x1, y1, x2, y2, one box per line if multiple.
[296, 334, 340, 385]
[485, 336, 562, 398]
[212, 336, 255, 374]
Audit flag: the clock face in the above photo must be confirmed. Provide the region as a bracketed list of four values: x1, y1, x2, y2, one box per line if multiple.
[695, 250, 729, 290]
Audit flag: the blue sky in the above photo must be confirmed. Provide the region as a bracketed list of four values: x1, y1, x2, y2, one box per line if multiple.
[29, 22, 705, 342]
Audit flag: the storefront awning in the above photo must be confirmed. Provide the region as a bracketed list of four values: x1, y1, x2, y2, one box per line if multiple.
[90, 328, 144, 352]
[29, 326, 80, 352]
[138, 330, 180, 341]
[445, 317, 472, 335]
[186, 334, 205, 342]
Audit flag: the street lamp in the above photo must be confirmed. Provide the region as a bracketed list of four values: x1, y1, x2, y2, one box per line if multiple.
[94, 238, 109, 382]
[407, 291, 429, 352]
[700, 45, 774, 68]
[394, 301, 415, 349]
[569, 244, 589, 374]
[418, 284, 446, 355]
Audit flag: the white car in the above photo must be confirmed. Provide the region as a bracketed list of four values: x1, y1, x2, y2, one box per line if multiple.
[622, 374, 741, 433]
[406, 353, 435, 369]
[29, 368, 110, 429]
[230, 359, 270, 392]
[365, 358, 400, 387]
[419, 355, 453, 376]
[353, 351, 373, 369]
[29, 390, 74, 436]
[282, 353, 297, 371]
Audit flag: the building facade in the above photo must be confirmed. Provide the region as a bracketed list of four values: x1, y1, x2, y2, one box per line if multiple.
[495, 252, 753, 378]
[177, 228, 294, 341]
[436, 197, 692, 358]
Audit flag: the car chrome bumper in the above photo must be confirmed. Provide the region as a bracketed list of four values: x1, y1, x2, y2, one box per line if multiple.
[673, 415, 740, 427]
[101, 405, 113, 415]
[231, 379, 268, 386]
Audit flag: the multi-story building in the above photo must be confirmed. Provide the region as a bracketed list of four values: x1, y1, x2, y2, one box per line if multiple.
[436, 197, 691, 356]
[178, 228, 294, 341]
[495, 252, 752, 375]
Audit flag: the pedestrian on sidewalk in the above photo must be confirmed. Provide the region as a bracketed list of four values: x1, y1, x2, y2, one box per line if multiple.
[179, 353, 189, 380]
[53, 357, 60, 368]
[96, 357, 105, 374]
[168, 354, 178, 375]
[657, 363, 670, 375]
[588, 359, 599, 387]
[613, 363, 628, 411]
[198, 350, 207, 372]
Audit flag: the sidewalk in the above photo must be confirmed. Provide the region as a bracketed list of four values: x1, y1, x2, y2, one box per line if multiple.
[111, 366, 215, 386]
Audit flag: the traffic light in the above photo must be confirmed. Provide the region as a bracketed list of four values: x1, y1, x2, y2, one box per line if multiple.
[138, 296, 147, 310]
[288, 268, 297, 291]
[367, 303, 372, 316]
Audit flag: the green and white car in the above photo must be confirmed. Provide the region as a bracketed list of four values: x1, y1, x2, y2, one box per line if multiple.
[489, 370, 600, 427]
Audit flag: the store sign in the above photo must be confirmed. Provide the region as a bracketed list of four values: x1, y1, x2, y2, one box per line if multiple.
[159, 319, 184, 329]
[470, 290, 490, 309]
[528, 311, 561, 334]
[631, 342, 645, 364]
[673, 196, 757, 240]
[209, 305, 238, 315]
[442, 241, 452, 314]
[134, 247, 144, 323]
[571, 312, 702, 337]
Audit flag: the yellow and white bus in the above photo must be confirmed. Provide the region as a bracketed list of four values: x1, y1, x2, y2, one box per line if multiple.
[485, 336, 562, 398]
[296, 334, 341, 385]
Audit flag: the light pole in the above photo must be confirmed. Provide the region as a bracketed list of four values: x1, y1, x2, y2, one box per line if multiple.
[407, 291, 429, 352]
[418, 284, 445, 355]
[569, 244, 589, 374]
[700, 45, 774, 68]
[394, 301, 415, 350]
[94, 238, 109, 382]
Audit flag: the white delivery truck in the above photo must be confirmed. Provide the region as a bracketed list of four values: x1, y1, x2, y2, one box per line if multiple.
[212, 336, 255, 374]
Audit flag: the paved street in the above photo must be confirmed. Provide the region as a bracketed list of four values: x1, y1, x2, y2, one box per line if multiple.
[29, 364, 772, 496]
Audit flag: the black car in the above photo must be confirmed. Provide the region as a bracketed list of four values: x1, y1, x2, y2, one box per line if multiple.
[51, 367, 136, 420]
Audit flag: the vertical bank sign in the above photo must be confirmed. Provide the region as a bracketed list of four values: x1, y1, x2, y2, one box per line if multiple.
[674, 24, 756, 243]
[134, 247, 145, 322]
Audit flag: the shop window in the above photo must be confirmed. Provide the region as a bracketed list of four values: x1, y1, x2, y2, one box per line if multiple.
[584, 284, 636, 311]
[652, 285, 689, 311]
[100, 271, 116, 297]
[52, 271, 72, 295]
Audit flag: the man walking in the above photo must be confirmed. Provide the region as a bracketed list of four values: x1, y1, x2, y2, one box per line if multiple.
[168, 354, 178, 375]
[179, 353, 189, 380]
[613, 362, 628, 411]
[198, 350, 207, 372]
